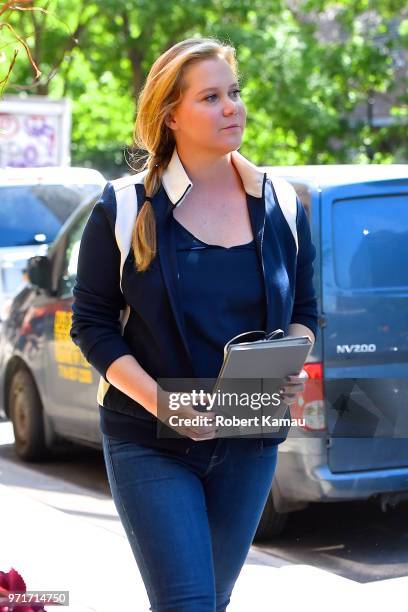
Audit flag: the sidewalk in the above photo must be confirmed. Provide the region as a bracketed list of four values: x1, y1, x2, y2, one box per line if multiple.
[0, 422, 406, 611]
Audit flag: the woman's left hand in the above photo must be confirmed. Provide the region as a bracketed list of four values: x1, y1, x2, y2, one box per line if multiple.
[279, 368, 308, 406]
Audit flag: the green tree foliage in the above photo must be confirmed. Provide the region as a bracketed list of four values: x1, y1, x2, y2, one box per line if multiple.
[6, 0, 408, 175]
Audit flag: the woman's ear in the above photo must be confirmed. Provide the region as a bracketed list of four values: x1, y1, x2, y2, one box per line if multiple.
[165, 112, 177, 131]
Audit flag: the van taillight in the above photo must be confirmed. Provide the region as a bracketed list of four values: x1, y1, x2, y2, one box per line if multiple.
[303, 362, 323, 380]
[291, 362, 326, 431]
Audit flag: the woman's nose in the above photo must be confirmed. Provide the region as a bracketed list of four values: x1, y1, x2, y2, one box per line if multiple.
[222, 97, 238, 115]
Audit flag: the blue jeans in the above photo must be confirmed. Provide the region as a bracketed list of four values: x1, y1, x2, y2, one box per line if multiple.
[102, 435, 278, 612]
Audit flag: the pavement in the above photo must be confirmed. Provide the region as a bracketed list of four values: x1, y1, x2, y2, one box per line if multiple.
[0, 420, 407, 611]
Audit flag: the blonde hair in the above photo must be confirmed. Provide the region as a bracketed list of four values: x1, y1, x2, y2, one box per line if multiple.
[132, 37, 238, 272]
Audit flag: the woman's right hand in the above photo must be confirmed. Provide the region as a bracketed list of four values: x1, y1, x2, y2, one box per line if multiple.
[157, 390, 218, 442]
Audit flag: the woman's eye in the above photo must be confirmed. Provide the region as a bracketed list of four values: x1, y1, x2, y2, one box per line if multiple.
[203, 89, 241, 103]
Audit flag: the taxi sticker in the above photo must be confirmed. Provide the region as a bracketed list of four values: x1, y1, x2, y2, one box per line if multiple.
[54, 310, 92, 384]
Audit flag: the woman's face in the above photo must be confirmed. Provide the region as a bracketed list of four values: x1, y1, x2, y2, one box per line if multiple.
[166, 55, 246, 156]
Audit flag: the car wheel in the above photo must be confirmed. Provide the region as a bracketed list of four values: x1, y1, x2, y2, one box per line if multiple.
[9, 368, 50, 462]
[253, 489, 289, 541]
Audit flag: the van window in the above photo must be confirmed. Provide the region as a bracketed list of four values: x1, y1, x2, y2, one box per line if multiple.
[333, 194, 408, 289]
[0, 184, 100, 247]
[58, 208, 92, 296]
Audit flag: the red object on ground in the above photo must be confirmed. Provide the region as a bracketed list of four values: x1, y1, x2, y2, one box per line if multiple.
[0, 568, 46, 612]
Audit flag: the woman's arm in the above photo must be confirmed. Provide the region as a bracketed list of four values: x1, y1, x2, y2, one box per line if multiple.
[105, 355, 159, 416]
[280, 199, 318, 404]
[70, 183, 159, 417]
[288, 322, 315, 345]
[289, 197, 318, 341]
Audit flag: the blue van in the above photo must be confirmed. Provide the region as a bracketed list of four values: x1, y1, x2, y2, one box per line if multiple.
[255, 164, 408, 539]
[1, 164, 407, 541]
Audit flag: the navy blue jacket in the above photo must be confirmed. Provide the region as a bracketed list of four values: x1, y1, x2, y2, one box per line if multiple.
[70, 147, 318, 448]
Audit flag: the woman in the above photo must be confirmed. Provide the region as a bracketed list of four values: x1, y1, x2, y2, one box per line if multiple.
[70, 37, 318, 612]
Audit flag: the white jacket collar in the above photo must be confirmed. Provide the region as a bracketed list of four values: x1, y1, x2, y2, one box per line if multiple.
[162, 147, 266, 207]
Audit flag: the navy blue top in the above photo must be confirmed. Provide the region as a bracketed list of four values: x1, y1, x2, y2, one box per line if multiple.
[173, 216, 267, 379]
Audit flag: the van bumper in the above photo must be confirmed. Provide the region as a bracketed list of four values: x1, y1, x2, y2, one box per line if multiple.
[275, 445, 408, 504]
[311, 464, 408, 500]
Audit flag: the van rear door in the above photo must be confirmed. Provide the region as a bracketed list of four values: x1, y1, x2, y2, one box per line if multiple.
[321, 179, 408, 472]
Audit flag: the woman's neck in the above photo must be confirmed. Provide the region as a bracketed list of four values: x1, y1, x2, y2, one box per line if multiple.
[176, 144, 239, 191]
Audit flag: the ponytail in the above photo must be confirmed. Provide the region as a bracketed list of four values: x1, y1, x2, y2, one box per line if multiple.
[131, 147, 172, 272]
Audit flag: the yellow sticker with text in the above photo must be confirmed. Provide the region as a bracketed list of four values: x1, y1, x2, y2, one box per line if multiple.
[54, 310, 92, 383]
